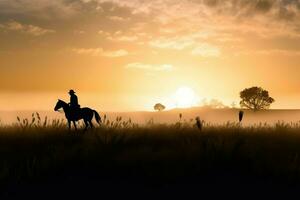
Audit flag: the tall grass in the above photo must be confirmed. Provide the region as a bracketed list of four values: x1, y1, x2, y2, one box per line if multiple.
[1, 113, 300, 193]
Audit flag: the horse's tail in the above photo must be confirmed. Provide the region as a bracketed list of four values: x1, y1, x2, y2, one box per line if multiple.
[93, 110, 101, 124]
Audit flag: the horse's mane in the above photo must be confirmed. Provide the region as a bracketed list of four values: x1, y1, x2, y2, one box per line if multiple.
[58, 99, 68, 105]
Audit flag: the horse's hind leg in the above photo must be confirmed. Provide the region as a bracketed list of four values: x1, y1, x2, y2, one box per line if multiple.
[89, 120, 94, 129]
[73, 121, 77, 130]
[84, 120, 89, 131]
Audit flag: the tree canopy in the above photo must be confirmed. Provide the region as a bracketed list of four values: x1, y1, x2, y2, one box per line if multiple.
[240, 86, 275, 111]
[154, 103, 166, 112]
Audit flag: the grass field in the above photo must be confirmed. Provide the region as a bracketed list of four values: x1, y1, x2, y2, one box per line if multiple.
[1, 113, 300, 198]
[2, 107, 300, 125]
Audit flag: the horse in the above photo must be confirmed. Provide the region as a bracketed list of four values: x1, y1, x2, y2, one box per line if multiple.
[54, 99, 101, 130]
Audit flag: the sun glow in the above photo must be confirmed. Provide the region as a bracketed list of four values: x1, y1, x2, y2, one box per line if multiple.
[174, 87, 198, 108]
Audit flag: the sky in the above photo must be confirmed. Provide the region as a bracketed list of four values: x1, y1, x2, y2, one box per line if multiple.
[0, 0, 300, 111]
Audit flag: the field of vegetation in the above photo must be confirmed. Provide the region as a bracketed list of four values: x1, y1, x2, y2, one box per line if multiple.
[1, 113, 300, 198]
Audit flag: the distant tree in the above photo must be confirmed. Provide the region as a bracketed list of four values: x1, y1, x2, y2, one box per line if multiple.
[231, 101, 237, 109]
[208, 99, 227, 109]
[154, 103, 166, 112]
[201, 98, 208, 107]
[240, 86, 275, 111]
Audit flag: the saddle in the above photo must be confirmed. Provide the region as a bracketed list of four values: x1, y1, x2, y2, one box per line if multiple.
[70, 104, 81, 117]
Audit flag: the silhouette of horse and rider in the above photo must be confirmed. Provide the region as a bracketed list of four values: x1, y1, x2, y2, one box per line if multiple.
[54, 90, 101, 130]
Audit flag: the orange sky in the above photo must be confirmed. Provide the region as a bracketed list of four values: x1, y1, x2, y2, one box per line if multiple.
[0, 0, 300, 111]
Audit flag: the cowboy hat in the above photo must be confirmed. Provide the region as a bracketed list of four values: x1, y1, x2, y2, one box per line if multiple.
[69, 89, 76, 94]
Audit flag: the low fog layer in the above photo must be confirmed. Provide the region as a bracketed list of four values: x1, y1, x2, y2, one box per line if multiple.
[1, 108, 300, 126]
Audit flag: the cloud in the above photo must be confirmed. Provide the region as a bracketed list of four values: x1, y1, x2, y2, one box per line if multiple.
[25, 25, 55, 36]
[198, 0, 299, 18]
[149, 36, 195, 50]
[0, 0, 79, 19]
[93, 0, 300, 21]
[234, 49, 300, 57]
[1, 1, 299, 39]
[125, 63, 174, 71]
[74, 30, 86, 35]
[102, 49, 129, 57]
[72, 48, 129, 57]
[148, 30, 220, 50]
[99, 30, 139, 42]
[201, 0, 274, 12]
[255, 49, 300, 57]
[191, 43, 221, 57]
[96, 0, 300, 39]
[0, 0, 300, 56]
[216, 34, 243, 42]
[108, 35, 139, 42]
[1, 0, 299, 21]
[107, 15, 130, 21]
[0, 21, 55, 36]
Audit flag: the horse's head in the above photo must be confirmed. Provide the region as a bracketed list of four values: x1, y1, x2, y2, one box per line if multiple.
[54, 99, 65, 111]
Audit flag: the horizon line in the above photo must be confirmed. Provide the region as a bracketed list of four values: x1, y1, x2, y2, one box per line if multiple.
[1, 107, 300, 113]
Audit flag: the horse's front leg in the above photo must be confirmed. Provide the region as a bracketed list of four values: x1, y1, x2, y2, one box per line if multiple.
[68, 120, 71, 130]
[73, 121, 77, 130]
[84, 120, 89, 131]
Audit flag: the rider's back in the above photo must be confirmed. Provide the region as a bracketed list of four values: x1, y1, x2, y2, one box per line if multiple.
[70, 94, 80, 108]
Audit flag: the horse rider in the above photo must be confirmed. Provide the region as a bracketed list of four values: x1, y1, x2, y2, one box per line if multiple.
[68, 90, 80, 114]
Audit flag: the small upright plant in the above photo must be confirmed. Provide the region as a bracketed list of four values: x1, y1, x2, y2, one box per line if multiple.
[195, 116, 202, 131]
[239, 110, 244, 123]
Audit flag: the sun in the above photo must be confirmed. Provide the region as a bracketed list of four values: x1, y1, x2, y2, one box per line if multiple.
[174, 87, 198, 108]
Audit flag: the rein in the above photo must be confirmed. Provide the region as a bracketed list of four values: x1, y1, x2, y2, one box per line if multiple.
[57, 109, 64, 114]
